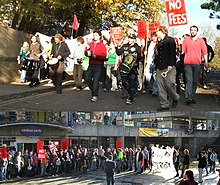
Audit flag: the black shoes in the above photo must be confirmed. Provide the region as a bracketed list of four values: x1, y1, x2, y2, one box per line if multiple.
[157, 107, 169, 111]
[172, 100, 178, 108]
[186, 99, 196, 105]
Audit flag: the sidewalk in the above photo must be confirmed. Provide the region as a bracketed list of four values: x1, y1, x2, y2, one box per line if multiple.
[3, 164, 219, 185]
[0, 79, 74, 102]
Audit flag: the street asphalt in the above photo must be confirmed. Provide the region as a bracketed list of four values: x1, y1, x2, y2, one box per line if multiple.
[0, 71, 219, 112]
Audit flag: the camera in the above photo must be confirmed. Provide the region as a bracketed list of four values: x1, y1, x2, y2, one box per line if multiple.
[77, 58, 83, 64]
[85, 50, 92, 57]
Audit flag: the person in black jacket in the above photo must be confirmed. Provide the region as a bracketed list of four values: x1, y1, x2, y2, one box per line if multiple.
[197, 151, 207, 183]
[49, 33, 70, 94]
[155, 26, 180, 111]
[181, 149, 190, 178]
[200, 37, 215, 89]
[105, 155, 116, 185]
[115, 33, 141, 105]
[173, 148, 180, 177]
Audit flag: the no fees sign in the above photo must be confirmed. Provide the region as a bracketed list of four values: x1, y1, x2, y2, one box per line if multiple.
[165, 0, 188, 26]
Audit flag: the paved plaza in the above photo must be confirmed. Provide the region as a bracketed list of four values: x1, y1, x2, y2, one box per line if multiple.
[2, 164, 219, 185]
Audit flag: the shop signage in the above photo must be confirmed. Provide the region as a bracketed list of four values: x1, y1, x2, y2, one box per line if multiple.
[20, 125, 42, 136]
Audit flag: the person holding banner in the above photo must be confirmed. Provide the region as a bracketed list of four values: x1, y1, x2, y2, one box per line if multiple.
[115, 33, 141, 105]
[155, 26, 180, 111]
[182, 25, 208, 105]
[84, 30, 107, 102]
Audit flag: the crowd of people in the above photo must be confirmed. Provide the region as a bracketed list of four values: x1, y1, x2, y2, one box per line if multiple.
[0, 145, 219, 184]
[17, 24, 214, 110]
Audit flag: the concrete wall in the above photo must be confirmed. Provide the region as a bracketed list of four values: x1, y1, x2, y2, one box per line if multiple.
[72, 125, 139, 137]
[71, 124, 219, 138]
[0, 26, 32, 83]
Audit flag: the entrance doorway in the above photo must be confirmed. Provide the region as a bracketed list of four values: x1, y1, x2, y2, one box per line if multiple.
[17, 143, 37, 152]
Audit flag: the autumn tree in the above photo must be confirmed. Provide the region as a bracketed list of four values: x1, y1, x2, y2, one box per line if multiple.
[209, 36, 220, 70]
[0, 0, 164, 36]
[201, 0, 220, 29]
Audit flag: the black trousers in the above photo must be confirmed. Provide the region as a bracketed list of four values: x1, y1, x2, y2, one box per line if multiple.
[120, 70, 138, 101]
[49, 61, 64, 93]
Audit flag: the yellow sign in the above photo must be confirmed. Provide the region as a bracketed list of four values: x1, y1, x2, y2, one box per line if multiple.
[139, 128, 169, 137]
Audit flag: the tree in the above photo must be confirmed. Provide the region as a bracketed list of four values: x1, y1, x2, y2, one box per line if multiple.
[209, 36, 220, 70]
[0, 0, 164, 36]
[201, 0, 220, 29]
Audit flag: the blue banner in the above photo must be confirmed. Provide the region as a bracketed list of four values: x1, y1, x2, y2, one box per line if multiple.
[68, 112, 73, 127]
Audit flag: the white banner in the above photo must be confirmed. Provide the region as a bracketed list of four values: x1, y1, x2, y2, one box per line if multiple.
[152, 146, 174, 171]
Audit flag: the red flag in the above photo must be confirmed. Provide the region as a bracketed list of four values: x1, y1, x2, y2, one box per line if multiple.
[71, 14, 79, 30]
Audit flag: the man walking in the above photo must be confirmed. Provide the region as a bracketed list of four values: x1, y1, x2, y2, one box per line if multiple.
[115, 33, 141, 105]
[105, 155, 116, 185]
[85, 30, 107, 102]
[155, 26, 180, 111]
[182, 25, 208, 105]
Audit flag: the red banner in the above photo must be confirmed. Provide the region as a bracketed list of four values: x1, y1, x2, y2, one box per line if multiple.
[138, 20, 147, 40]
[37, 140, 44, 153]
[38, 149, 46, 159]
[110, 27, 123, 45]
[116, 140, 122, 149]
[61, 139, 69, 150]
[148, 22, 160, 39]
[48, 142, 58, 153]
[0, 148, 7, 159]
[165, 0, 187, 26]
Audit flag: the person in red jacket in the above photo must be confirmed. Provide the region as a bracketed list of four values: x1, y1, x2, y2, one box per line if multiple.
[182, 25, 208, 105]
[84, 30, 107, 102]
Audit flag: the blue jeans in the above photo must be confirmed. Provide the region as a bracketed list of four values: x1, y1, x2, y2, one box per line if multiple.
[136, 161, 142, 173]
[184, 64, 201, 100]
[1, 166, 7, 180]
[85, 65, 102, 97]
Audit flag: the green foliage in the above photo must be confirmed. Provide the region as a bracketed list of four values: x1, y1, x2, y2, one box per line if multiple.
[210, 36, 220, 70]
[201, 0, 220, 29]
[0, 0, 164, 35]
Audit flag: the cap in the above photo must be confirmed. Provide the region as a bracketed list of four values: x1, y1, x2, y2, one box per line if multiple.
[128, 34, 136, 39]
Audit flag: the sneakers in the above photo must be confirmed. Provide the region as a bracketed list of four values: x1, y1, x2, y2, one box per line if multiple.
[91, 96, 98, 102]
[103, 88, 108, 92]
[126, 99, 132, 105]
